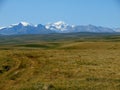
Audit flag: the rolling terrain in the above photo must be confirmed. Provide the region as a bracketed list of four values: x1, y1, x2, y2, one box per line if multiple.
[0, 33, 120, 90]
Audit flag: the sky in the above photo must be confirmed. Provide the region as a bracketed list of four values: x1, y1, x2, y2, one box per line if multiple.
[0, 0, 120, 28]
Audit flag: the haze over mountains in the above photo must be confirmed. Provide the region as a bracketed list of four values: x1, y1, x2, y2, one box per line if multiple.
[0, 21, 119, 35]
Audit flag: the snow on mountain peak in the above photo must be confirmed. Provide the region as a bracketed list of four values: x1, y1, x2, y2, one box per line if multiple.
[114, 28, 120, 32]
[54, 21, 66, 25]
[45, 21, 69, 31]
[0, 22, 32, 29]
[19, 22, 31, 26]
[0, 27, 5, 30]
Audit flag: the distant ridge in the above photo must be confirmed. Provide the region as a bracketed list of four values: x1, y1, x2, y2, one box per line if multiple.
[0, 21, 118, 35]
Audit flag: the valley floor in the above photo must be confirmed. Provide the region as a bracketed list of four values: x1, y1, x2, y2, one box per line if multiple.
[0, 41, 120, 90]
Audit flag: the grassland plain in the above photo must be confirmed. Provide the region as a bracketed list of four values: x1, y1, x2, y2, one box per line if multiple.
[0, 33, 120, 90]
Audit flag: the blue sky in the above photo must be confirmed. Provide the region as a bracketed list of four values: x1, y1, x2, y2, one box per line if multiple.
[0, 0, 120, 28]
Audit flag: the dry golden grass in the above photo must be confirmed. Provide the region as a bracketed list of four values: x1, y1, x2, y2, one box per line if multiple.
[0, 42, 120, 90]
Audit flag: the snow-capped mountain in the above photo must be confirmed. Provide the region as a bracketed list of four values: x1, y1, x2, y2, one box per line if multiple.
[7, 22, 33, 28]
[45, 21, 115, 33]
[46, 21, 71, 32]
[114, 28, 120, 32]
[19, 22, 31, 26]
[0, 22, 54, 35]
[72, 25, 114, 33]
[0, 21, 118, 35]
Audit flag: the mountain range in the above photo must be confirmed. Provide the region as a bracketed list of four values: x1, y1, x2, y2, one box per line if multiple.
[0, 21, 119, 35]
